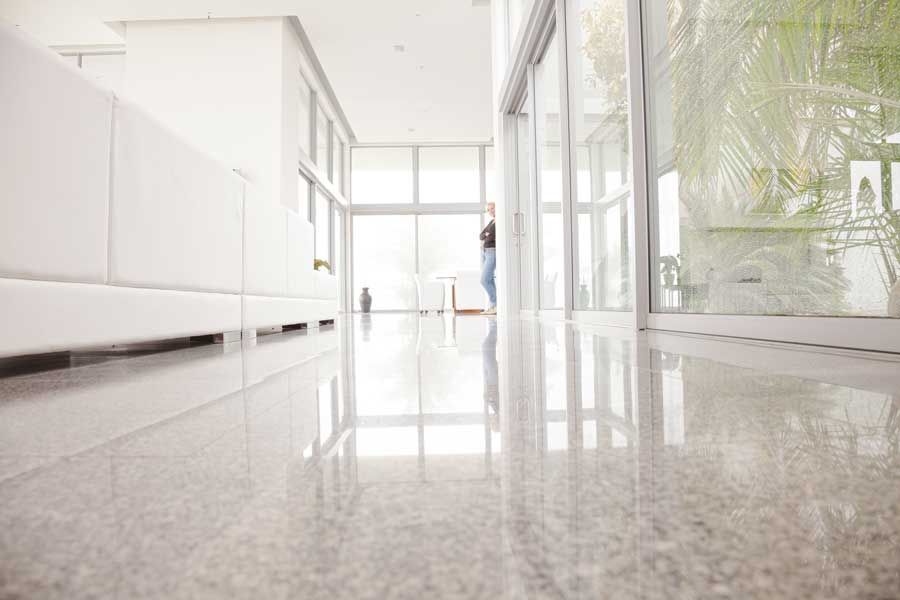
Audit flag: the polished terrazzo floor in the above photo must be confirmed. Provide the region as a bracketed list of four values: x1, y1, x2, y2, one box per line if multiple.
[0, 314, 898, 599]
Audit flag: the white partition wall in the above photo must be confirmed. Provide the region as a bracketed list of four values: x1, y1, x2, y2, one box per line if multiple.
[0, 23, 112, 284]
[110, 98, 245, 294]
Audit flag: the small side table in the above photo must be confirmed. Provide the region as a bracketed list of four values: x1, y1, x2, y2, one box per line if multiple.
[434, 276, 457, 313]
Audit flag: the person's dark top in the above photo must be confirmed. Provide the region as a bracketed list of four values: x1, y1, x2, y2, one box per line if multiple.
[480, 220, 496, 249]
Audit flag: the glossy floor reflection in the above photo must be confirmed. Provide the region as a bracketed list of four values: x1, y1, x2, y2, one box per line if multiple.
[0, 315, 898, 599]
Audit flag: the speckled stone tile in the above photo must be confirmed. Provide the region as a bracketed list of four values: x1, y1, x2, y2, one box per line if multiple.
[0, 315, 898, 599]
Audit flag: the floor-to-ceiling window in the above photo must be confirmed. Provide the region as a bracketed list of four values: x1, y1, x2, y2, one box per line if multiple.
[350, 145, 493, 312]
[485, 146, 496, 201]
[418, 214, 482, 279]
[569, 0, 633, 312]
[645, 0, 900, 320]
[535, 35, 565, 310]
[352, 215, 417, 310]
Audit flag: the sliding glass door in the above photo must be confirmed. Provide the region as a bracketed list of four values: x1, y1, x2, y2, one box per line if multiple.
[644, 0, 900, 321]
[535, 33, 565, 311]
[514, 108, 537, 312]
[568, 0, 633, 313]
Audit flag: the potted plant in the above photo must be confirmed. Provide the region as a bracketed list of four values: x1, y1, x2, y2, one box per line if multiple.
[659, 255, 679, 287]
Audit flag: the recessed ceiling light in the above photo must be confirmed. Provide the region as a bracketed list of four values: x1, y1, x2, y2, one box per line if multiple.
[393, 44, 405, 53]
[408, 128, 416, 133]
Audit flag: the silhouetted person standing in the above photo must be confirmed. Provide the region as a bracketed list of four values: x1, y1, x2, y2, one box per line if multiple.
[479, 202, 496, 315]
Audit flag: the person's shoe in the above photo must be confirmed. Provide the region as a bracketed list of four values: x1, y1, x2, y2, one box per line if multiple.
[484, 306, 497, 315]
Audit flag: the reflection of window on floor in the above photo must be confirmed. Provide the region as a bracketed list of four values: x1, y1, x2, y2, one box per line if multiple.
[352, 317, 499, 484]
[662, 371, 685, 446]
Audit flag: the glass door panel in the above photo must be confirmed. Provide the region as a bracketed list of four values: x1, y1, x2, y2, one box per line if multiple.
[516, 109, 536, 312]
[569, 0, 634, 311]
[535, 34, 565, 310]
[645, 0, 900, 318]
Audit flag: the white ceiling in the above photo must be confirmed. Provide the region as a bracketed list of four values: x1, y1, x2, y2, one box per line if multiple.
[0, 0, 494, 143]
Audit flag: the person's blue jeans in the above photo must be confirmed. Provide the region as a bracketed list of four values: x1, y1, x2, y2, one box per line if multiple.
[481, 248, 497, 307]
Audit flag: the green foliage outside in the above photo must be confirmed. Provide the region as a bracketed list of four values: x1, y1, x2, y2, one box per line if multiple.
[582, 0, 900, 315]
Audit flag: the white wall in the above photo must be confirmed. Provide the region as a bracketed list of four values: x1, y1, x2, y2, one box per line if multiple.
[124, 17, 298, 210]
[280, 18, 300, 212]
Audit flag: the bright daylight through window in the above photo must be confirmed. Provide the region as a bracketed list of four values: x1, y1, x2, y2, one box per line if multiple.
[646, 0, 900, 318]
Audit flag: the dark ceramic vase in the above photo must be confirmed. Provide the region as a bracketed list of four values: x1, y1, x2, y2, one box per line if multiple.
[359, 287, 372, 313]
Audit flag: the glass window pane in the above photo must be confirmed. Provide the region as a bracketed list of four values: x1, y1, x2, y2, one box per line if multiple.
[419, 147, 480, 203]
[316, 105, 329, 170]
[315, 189, 330, 263]
[485, 146, 495, 203]
[351, 148, 414, 204]
[417, 214, 482, 278]
[333, 139, 344, 191]
[298, 78, 312, 157]
[299, 175, 311, 222]
[352, 215, 416, 309]
[80, 54, 125, 95]
[333, 206, 342, 278]
[331, 135, 341, 184]
[353, 314, 421, 416]
[646, 0, 900, 318]
[571, 0, 633, 311]
[535, 35, 564, 309]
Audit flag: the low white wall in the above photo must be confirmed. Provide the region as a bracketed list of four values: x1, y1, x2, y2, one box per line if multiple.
[110, 98, 245, 294]
[0, 23, 112, 284]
